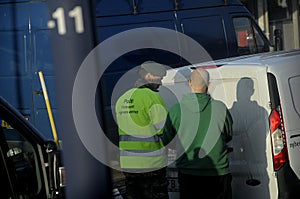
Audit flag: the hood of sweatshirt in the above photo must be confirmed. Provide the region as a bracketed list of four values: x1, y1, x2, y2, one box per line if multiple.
[181, 93, 211, 113]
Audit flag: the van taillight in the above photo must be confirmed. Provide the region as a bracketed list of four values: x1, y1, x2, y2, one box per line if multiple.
[270, 107, 288, 171]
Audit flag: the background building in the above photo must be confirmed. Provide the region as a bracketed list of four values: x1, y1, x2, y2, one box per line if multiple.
[242, 0, 300, 50]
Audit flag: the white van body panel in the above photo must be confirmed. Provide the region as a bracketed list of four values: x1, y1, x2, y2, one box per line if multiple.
[208, 65, 277, 199]
[266, 55, 300, 179]
[161, 50, 300, 198]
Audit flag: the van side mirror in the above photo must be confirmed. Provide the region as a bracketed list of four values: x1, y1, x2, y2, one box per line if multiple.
[45, 140, 57, 153]
[44, 140, 66, 196]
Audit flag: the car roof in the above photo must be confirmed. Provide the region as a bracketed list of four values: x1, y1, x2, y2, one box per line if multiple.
[0, 96, 48, 144]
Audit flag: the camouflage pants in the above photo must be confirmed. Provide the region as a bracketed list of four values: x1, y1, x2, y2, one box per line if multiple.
[124, 168, 169, 199]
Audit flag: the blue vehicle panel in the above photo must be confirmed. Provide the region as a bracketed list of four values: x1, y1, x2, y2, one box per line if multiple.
[0, 0, 271, 140]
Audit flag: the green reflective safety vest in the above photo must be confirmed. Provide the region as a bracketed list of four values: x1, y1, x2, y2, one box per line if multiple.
[116, 87, 167, 169]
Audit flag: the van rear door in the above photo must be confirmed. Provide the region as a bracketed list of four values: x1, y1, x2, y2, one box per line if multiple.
[207, 65, 278, 199]
[268, 58, 300, 198]
[161, 65, 278, 198]
[286, 74, 300, 176]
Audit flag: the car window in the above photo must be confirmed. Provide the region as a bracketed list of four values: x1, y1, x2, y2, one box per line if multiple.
[0, 134, 14, 199]
[0, 118, 41, 198]
[289, 75, 300, 117]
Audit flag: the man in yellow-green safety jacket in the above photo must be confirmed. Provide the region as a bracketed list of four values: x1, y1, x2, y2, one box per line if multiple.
[115, 61, 169, 199]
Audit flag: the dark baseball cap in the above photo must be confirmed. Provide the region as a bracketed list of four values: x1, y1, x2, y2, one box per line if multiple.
[141, 61, 167, 77]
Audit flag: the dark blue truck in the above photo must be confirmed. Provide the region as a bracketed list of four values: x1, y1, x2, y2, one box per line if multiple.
[0, 0, 271, 141]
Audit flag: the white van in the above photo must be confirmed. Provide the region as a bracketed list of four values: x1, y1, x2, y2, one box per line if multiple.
[161, 49, 300, 199]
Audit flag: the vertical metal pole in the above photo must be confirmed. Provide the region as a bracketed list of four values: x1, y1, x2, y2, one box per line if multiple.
[274, 29, 283, 51]
[46, 1, 113, 198]
[292, 0, 300, 49]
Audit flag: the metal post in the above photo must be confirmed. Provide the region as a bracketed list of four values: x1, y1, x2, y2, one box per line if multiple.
[38, 71, 59, 147]
[46, 1, 113, 198]
[292, 0, 300, 49]
[274, 29, 283, 51]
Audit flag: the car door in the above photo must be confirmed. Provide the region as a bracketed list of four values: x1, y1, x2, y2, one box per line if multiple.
[0, 97, 52, 199]
[0, 128, 17, 199]
[0, 118, 45, 199]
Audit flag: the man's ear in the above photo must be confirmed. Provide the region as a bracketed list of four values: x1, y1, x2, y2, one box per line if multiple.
[188, 79, 192, 87]
[144, 73, 152, 80]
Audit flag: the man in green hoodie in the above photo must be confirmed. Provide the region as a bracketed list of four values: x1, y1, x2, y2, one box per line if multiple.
[162, 68, 233, 199]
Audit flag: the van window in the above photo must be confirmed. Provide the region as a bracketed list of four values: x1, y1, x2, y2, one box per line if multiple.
[289, 75, 300, 117]
[233, 17, 267, 55]
[0, 119, 41, 198]
[180, 15, 228, 60]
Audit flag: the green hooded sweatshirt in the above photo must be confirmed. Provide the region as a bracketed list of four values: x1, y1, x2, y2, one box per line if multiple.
[162, 93, 233, 176]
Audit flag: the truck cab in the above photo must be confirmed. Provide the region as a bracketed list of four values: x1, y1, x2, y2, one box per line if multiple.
[0, 0, 272, 141]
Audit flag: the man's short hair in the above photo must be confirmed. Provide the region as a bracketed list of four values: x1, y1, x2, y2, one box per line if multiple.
[190, 68, 210, 89]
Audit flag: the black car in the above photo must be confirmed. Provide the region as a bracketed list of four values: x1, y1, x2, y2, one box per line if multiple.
[0, 96, 65, 199]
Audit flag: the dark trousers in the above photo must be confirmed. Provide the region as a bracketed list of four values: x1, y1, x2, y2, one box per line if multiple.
[124, 168, 169, 199]
[178, 172, 232, 199]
